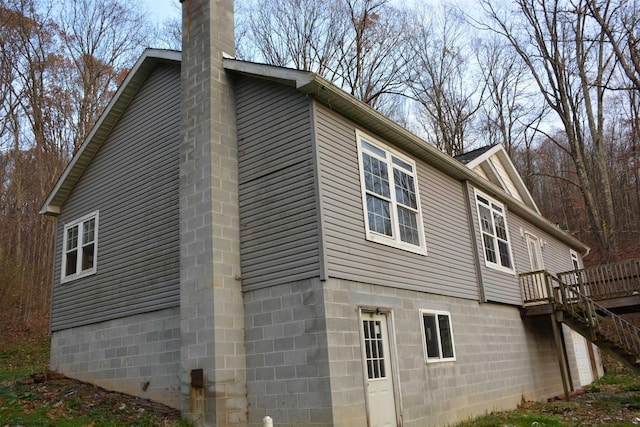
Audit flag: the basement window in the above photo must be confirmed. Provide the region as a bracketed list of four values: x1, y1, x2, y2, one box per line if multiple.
[62, 211, 98, 282]
[420, 310, 456, 363]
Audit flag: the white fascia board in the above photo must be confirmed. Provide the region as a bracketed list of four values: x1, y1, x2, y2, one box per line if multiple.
[464, 144, 503, 170]
[494, 149, 540, 214]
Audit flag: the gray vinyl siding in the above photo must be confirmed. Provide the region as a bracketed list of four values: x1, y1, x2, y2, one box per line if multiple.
[465, 184, 523, 305]
[315, 102, 479, 300]
[235, 76, 320, 290]
[466, 184, 583, 305]
[510, 215, 579, 275]
[50, 64, 180, 331]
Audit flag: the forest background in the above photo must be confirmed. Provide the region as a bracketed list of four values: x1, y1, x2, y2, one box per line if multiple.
[2, 0, 640, 338]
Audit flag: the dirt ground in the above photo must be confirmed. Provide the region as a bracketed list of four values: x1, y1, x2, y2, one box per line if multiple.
[4, 369, 640, 426]
[518, 387, 640, 426]
[3, 372, 183, 426]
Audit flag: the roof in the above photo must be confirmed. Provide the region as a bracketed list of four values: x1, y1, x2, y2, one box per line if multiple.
[40, 51, 589, 255]
[456, 144, 540, 213]
[454, 145, 496, 164]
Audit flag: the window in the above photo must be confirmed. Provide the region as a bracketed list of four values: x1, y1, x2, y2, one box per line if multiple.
[420, 310, 455, 362]
[62, 211, 98, 282]
[356, 131, 426, 254]
[475, 191, 513, 272]
[362, 319, 387, 379]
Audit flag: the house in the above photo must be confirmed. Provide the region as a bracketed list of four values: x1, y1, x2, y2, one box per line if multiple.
[40, 0, 606, 426]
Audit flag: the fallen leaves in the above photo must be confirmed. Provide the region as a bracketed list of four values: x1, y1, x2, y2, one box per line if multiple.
[1, 373, 182, 426]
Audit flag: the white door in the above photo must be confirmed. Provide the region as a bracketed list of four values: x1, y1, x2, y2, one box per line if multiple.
[567, 327, 595, 386]
[569, 250, 587, 295]
[526, 234, 544, 271]
[362, 313, 397, 427]
[526, 234, 547, 298]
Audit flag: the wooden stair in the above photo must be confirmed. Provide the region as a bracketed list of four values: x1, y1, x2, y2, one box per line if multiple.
[555, 285, 640, 373]
[521, 266, 640, 374]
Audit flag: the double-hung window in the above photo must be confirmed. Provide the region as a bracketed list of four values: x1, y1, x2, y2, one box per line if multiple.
[62, 211, 98, 282]
[420, 310, 456, 362]
[357, 131, 426, 254]
[475, 191, 513, 272]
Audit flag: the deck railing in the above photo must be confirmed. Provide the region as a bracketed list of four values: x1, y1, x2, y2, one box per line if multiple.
[557, 259, 640, 300]
[520, 270, 560, 304]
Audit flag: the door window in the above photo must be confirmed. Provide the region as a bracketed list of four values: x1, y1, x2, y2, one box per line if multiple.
[363, 319, 386, 379]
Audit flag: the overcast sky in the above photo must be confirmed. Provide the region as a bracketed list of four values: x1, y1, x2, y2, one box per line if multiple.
[144, 0, 179, 23]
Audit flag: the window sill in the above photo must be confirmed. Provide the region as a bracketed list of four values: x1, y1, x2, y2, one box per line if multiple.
[60, 269, 97, 284]
[366, 233, 428, 256]
[426, 357, 456, 364]
[484, 262, 516, 275]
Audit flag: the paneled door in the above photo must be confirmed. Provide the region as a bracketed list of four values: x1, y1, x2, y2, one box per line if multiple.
[362, 313, 397, 427]
[526, 233, 547, 297]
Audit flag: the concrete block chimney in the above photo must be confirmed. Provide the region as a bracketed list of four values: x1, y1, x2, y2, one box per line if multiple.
[179, 0, 246, 425]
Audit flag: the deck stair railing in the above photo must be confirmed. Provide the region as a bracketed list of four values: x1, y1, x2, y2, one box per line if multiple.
[555, 281, 640, 368]
[521, 269, 640, 371]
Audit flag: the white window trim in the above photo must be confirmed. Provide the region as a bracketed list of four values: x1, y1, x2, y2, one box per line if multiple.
[419, 309, 456, 363]
[570, 250, 581, 270]
[61, 210, 99, 283]
[356, 130, 427, 255]
[474, 189, 515, 274]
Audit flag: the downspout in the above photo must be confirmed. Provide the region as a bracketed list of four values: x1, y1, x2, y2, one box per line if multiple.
[309, 100, 327, 281]
[463, 180, 486, 302]
[48, 219, 59, 335]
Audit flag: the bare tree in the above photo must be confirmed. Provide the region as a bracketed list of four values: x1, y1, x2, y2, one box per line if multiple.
[480, 0, 619, 261]
[605, 90, 640, 255]
[238, 0, 408, 109]
[406, 4, 483, 156]
[0, 0, 154, 333]
[57, 0, 152, 150]
[589, 0, 640, 257]
[0, 0, 64, 328]
[335, 0, 409, 108]
[525, 134, 589, 234]
[474, 35, 551, 189]
[589, 0, 640, 90]
[241, 0, 345, 75]
[475, 37, 548, 152]
[155, 1, 182, 51]
[626, 89, 640, 212]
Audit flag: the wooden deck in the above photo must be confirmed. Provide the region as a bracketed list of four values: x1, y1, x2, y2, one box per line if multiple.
[521, 261, 640, 374]
[521, 259, 640, 316]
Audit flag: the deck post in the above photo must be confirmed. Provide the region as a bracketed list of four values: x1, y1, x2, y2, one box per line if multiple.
[551, 312, 571, 401]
